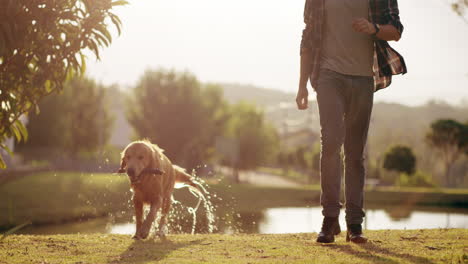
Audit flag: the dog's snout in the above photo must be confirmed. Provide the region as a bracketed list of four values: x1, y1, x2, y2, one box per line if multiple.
[127, 168, 136, 177]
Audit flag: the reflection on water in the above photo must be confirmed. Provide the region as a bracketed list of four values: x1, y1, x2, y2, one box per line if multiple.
[20, 206, 468, 235]
[109, 222, 134, 234]
[259, 207, 468, 234]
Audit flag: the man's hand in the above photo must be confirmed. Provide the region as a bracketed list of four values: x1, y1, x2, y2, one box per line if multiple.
[352, 18, 376, 35]
[296, 88, 309, 110]
[352, 18, 401, 41]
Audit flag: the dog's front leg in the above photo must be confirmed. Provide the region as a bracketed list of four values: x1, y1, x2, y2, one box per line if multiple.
[133, 199, 143, 239]
[140, 197, 162, 239]
[156, 197, 171, 239]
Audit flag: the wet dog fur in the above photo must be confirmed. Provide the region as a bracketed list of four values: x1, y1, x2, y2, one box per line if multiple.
[119, 140, 198, 239]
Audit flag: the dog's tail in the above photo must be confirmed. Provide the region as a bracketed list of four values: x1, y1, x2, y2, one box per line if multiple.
[173, 165, 202, 191]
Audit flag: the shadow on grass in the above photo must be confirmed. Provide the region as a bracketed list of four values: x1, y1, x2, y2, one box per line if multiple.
[107, 237, 204, 264]
[327, 241, 435, 264]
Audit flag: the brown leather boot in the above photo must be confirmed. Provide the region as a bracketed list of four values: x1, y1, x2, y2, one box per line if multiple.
[316, 217, 341, 243]
[346, 224, 368, 243]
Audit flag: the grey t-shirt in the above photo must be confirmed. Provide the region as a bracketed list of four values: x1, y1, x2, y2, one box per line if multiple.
[321, 0, 374, 77]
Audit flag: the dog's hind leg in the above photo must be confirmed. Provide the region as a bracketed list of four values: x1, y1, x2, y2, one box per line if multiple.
[156, 197, 171, 239]
[140, 197, 162, 239]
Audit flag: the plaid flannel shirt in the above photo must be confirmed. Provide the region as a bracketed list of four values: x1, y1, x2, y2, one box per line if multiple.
[301, 0, 407, 91]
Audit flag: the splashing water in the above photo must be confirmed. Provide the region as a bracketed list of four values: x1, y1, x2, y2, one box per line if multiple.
[173, 175, 217, 234]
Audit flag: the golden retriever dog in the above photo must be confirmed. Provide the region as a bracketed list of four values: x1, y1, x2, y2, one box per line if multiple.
[119, 140, 199, 239]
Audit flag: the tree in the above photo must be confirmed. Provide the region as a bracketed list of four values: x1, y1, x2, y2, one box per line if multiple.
[295, 146, 308, 171]
[18, 77, 113, 159]
[426, 119, 468, 186]
[0, 0, 126, 167]
[225, 102, 279, 182]
[127, 70, 229, 170]
[277, 152, 288, 172]
[383, 145, 416, 175]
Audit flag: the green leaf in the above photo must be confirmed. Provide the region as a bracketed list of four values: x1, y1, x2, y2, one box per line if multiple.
[95, 24, 112, 44]
[80, 53, 87, 75]
[14, 120, 28, 142]
[111, 0, 129, 7]
[69, 54, 80, 72]
[0, 155, 5, 169]
[94, 32, 110, 47]
[44, 80, 52, 93]
[10, 124, 21, 142]
[88, 39, 100, 60]
[66, 67, 76, 81]
[109, 13, 122, 35]
[109, 13, 122, 25]
[1, 144, 13, 156]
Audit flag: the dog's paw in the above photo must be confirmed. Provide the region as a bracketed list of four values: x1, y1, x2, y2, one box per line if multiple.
[156, 224, 168, 238]
[156, 230, 166, 238]
[156, 230, 168, 242]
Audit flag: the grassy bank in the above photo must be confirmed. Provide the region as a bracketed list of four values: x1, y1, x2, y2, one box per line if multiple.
[0, 172, 132, 229]
[0, 229, 466, 264]
[1, 172, 467, 229]
[257, 167, 312, 184]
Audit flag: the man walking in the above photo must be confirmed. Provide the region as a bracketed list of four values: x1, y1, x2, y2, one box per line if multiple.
[296, 0, 406, 243]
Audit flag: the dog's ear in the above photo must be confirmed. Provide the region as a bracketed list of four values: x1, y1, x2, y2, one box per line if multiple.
[118, 155, 126, 173]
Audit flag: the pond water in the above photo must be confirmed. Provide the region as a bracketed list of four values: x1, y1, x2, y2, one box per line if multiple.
[20, 206, 468, 235]
[258, 207, 468, 234]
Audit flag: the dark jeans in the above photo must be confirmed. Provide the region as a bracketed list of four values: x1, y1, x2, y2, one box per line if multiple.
[316, 68, 374, 225]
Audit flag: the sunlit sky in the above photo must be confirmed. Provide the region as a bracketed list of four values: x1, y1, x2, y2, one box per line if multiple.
[87, 0, 468, 106]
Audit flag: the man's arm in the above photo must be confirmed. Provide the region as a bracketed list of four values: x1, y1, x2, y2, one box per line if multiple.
[352, 18, 401, 41]
[297, 22, 314, 110]
[296, 50, 312, 110]
[297, 0, 318, 110]
[374, 24, 401, 41]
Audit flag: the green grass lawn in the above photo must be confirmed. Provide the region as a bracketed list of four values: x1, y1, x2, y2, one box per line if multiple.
[0, 229, 466, 264]
[0, 172, 133, 229]
[257, 167, 313, 184]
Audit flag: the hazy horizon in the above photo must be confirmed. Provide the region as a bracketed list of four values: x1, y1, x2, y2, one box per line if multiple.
[87, 0, 468, 107]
